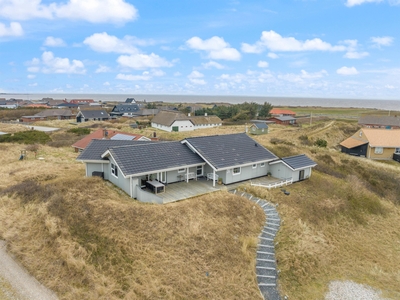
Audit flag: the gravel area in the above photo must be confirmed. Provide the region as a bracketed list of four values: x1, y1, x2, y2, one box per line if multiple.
[325, 280, 386, 300]
[0, 240, 58, 300]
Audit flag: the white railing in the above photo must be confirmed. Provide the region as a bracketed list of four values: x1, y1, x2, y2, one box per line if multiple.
[206, 173, 219, 181]
[251, 178, 293, 190]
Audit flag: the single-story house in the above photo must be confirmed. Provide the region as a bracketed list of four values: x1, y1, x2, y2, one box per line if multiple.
[77, 133, 316, 202]
[270, 108, 296, 117]
[269, 154, 317, 182]
[20, 109, 75, 122]
[70, 99, 95, 104]
[358, 115, 400, 129]
[268, 116, 297, 125]
[72, 128, 151, 152]
[110, 104, 141, 117]
[340, 128, 400, 160]
[76, 109, 110, 122]
[151, 110, 222, 132]
[249, 122, 269, 135]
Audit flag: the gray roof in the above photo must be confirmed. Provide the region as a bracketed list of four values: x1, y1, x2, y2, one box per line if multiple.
[110, 133, 136, 140]
[34, 109, 73, 117]
[281, 154, 317, 170]
[108, 141, 204, 177]
[111, 104, 140, 113]
[79, 109, 109, 119]
[251, 122, 269, 129]
[272, 116, 296, 121]
[183, 133, 278, 170]
[358, 115, 400, 127]
[77, 139, 149, 161]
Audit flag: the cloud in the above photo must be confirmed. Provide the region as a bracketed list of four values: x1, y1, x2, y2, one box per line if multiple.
[84, 32, 139, 54]
[116, 73, 152, 81]
[117, 53, 173, 69]
[202, 61, 225, 69]
[337, 66, 359, 75]
[27, 51, 86, 74]
[371, 36, 394, 47]
[44, 36, 66, 47]
[103, 81, 110, 86]
[257, 61, 269, 68]
[0, 22, 23, 37]
[278, 70, 328, 82]
[267, 52, 279, 59]
[188, 71, 206, 85]
[95, 65, 111, 73]
[344, 51, 369, 59]
[241, 30, 346, 53]
[0, 0, 138, 24]
[186, 36, 241, 61]
[27, 74, 36, 79]
[345, 0, 383, 7]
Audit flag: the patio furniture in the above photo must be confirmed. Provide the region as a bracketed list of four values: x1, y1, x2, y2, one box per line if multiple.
[207, 173, 219, 181]
[146, 180, 165, 194]
[184, 172, 197, 181]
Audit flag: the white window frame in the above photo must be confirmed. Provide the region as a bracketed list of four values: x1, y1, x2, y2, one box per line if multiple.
[111, 163, 118, 178]
[178, 168, 186, 173]
[252, 164, 257, 169]
[260, 162, 265, 167]
[374, 147, 383, 154]
[395, 147, 400, 154]
[233, 167, 241, 175]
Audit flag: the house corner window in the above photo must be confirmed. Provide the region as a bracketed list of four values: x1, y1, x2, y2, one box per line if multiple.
[252, 164, 257, 169]
[374, 147, 383, 154]
[233, 167, 241, 175]
[260, 162, 265, 167]
[178, 168, 186, 173]
[111, 163, 118, 177]
[395, 148, 400, 154]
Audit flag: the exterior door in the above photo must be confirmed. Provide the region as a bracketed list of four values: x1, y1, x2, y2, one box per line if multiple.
[299, 170, 305, 181]
[158, 171, 167, 183]
[172, 126, 179, 132]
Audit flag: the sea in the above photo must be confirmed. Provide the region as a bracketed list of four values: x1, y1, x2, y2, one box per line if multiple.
[2, 93, 400, 111]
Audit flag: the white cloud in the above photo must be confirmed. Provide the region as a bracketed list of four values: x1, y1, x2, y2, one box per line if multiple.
[188, 71, 206, 85]
[337, 66, 359, 75]
[257, 61, 269, 68]
[116, 72, 152, 81]
[345, 0, 383, 7]
[278, 70, 328, 82]
[27, 74, 36, 79]
[44, 36, 66, 47]
[344, 51, 369, 59]
[385, 84, 395, 89]
[241, 30, 346, 53]
[117, 53, 173, 69]
[103, 81, 110, 86]
[267, 52, 279, 59]
[202, 61, 225, 69]
[95, 65, 111, 73]
[27, 51, 86, 74]
[84, 32, 139, 54]
[0, 0, 138, 24]
[0, 22, 23, 37]
[371, 36, 394, 47]
[186, 36, 241, 61]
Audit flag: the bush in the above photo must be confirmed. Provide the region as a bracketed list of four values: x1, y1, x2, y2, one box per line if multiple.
[67, 128, 91, 135]
[314, 138, 327, 148]
[0, 130, 51, 144]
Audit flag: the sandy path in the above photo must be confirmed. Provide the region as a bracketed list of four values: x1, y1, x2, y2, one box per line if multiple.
[0, 240, 58, 300]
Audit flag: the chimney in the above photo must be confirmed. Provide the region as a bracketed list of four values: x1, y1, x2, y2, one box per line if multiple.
[103, 129, 109, 139]
[153, 131, 157, 138]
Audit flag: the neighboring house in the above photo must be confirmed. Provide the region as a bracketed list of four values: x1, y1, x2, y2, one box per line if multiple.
[110, 103, 141, 117]
[340, 128, 400, 160]
[76, 109, 109, 122]
[70, 99, 95, 104]
[151, 110, 222, 132]
[46, 99, 66, 107]
[358, 115, 400, 129]
[270, 108, 296, 117]
[72, 128, 151, 152]
[249, 122, 269, 135]
[269, 154, 317, 183]
[56, 102, 79, 108]
[268, 116, 297, 125]
[77, 133, 316, 202]
[125, 98, 136, 103]
[0, 104, 17, 109]
[20, 109, 74, 122]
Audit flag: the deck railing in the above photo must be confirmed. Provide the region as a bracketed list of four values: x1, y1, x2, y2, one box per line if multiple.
[250, 178, 293, 190]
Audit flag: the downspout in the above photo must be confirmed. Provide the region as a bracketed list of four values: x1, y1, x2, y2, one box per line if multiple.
[130, 177, 133, 198]
[186, 168, 189, 183]
[213, 170, 216, 187]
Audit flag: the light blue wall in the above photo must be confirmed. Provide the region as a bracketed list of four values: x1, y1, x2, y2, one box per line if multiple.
[269, 162, 312, 182]
[224, 163, 269, 184]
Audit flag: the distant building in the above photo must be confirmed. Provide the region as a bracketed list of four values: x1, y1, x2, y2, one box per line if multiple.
[76, 109, 110, 122]
[268, 116, 296, 125]
[270, 108, 296, 117]
[358, 115, 400, 129]
[70, 99, 95, 104]
[21, 109, 74, 122]
[110, 103, 141, 117]
[249, 122, 269, 135]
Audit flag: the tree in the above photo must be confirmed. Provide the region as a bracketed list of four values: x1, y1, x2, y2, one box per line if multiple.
[259, 102, 273, 118]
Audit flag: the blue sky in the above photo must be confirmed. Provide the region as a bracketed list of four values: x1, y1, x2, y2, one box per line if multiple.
[0, 0, 399, 99]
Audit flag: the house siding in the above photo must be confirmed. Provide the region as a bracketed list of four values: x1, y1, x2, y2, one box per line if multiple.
[367, 146, 397, 160]
[269, 162, 312, 182]
[86, 163, 107, 178]
[224, 164, 269, 184]
[341, 143, 368, 156]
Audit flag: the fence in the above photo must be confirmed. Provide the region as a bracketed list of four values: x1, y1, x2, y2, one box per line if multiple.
[250, 178, 293, 190]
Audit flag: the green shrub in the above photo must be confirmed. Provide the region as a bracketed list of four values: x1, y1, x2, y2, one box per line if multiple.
[67, 128, 91, 135]
[0, 130, 51, 144]
[314, 138, 327, 148]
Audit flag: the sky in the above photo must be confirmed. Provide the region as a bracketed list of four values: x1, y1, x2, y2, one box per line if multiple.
[0, 0, 399, 99]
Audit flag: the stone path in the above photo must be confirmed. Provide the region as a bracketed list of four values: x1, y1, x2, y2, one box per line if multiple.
[230, 190, 281, 300]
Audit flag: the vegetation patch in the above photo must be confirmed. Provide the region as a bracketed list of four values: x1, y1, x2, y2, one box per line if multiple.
[66, 128, 91, 135]
[0, 130, 51, 144]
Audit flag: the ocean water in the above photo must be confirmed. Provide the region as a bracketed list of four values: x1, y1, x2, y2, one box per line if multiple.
[2, 93, 400, 110]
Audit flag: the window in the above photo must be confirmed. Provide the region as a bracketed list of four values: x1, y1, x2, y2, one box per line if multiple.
[233, 167, 241, 175]
[178, 168, 186, 173]
[395, 148, 400, 154]
[260, 162, 265, 167]
[111, 163, 118, 177]
[197, 165, 203, 176]
[252, 164, 257, 169]
[374, 147, 383, 154]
